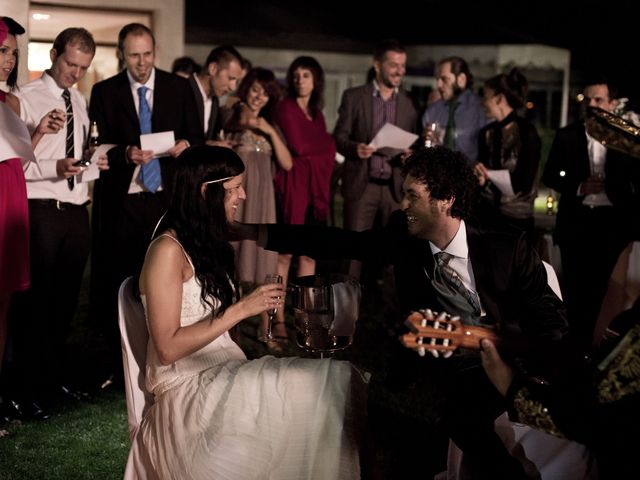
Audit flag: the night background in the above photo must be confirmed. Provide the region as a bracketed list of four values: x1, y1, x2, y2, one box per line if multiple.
[185, 0, 636, 106]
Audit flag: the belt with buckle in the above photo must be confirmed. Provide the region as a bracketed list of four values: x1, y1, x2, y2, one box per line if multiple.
[28, 199, 89, 210]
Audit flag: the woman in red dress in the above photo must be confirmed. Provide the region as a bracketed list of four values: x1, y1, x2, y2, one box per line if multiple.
[273, 56, 336, 328]
[0, 17, 29, 416]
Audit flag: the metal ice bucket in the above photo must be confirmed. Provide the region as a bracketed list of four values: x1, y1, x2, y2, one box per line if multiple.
[289, 274, 360, 353]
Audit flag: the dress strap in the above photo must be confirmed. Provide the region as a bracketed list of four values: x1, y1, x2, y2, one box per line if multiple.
[151, 233, 196, 273]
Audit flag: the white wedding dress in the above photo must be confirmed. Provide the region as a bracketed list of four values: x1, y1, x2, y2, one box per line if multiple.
[130, 235, 368, 479]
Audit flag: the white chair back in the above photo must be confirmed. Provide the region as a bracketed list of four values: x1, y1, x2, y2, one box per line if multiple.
[117, 276, 154, 439]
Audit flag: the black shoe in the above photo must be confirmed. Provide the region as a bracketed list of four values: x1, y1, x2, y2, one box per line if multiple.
[6, 398, 50, 421]
[59, 384, 90, 402]
[0, 399, 19, 424]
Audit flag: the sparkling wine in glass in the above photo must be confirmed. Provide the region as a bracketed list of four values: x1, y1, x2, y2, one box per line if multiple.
[259, 274, 283, 342]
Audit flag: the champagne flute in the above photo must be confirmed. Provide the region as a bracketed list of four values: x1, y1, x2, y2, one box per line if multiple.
[259, 274, 283, 342]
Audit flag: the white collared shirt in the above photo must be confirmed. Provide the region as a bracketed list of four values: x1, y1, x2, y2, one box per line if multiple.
[428, 220, 483, 313]
[193, 73, 212, 135]
[583, 130, 612, 207]
[372, 79, 399, 97]
[18, 71, 90, 204]
[125, 68, 162, 194]
[127, 68, 155, 114]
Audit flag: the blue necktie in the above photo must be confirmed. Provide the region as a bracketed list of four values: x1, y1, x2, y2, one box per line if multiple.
[137, 86, 161, 192]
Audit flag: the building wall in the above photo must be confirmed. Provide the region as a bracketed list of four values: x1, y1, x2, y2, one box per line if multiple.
[0, 0, 184, 86]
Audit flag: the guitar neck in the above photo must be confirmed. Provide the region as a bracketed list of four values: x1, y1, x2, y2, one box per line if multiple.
[451, 324, 502, 350]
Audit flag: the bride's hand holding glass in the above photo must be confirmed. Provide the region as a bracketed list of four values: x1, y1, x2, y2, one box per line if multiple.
[259, 274, 283, 342]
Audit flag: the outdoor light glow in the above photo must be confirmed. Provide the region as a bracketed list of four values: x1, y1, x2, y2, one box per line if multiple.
[28, 42, 53, 71]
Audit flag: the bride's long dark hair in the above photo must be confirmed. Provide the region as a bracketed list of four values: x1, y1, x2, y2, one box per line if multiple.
[159, 145, 245, 316]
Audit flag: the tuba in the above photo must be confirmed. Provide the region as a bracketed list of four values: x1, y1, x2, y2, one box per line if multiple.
[585, 106, 640, 159]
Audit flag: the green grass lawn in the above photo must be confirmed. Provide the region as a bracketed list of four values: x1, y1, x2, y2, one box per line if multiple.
[0, 389, 129, 479]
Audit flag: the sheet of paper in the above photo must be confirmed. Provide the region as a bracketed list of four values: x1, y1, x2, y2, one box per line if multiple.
[368, 122, 418, 151]
[0, 101, 36, 165]
[487, 169, 514, 196]
[140, 131, 175, 157]
[78, 144, 116, 183]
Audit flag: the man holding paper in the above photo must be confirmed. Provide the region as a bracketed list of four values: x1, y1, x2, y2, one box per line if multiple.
[88, 23, 202, 382]
[333, 39, 418, 278]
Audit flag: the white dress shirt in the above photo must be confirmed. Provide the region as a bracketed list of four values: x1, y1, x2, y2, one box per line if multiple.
[582, 131, 612, 207]
[193, 73, 212, 135]
[126, 68, 160, 194]
[18, 71, 90, 204]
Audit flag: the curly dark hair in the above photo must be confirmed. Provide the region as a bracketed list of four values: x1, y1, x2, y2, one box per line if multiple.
[227, 67, 282, 126]
[402, 146, 478, 220]
[160, 145, 245, 316]
[285, 56, 325, 117]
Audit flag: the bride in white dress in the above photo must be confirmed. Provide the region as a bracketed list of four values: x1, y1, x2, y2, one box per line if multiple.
[131, 145, 367, 479]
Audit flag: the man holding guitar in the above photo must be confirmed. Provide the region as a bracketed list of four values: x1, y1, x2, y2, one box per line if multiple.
[237, 146, 568, 478]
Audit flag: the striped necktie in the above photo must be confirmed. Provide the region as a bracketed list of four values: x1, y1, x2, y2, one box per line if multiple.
[137, 86, 161, 192]
[432, 251, 481, 319]
[62, 89, 74, 190]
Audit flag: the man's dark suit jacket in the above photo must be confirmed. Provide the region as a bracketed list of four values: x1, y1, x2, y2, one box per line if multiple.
[264, 211, 567, 352]
[87, 68, 203, 354]
[541, 121, 637, 243]
[263, 211, 568, 476]
[188, 74, 220, 141]
[89, 68, 203, 211]
[334, 84, 418, 203]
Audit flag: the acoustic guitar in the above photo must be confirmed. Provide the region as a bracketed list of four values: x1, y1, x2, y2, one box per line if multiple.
[400, 309, 523, 358]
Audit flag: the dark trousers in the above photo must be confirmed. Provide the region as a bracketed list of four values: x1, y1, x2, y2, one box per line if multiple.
[558, 206, 630, 344]
[386, 346, 528, 479]
[90, 191, 166, 371]
[10, 200, 90, 398]
[441, 357, 528, 479]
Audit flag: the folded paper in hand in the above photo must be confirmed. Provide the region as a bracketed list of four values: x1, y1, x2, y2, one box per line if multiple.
[368, 123, 418, 153]
[140, 131, 175, 157]
[487, 169, 514, 196]
[78, 144, 116, 183]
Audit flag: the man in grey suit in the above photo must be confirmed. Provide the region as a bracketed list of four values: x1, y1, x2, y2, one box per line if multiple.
[334, 39, 418, 278]
[189, 45, 243, 144]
